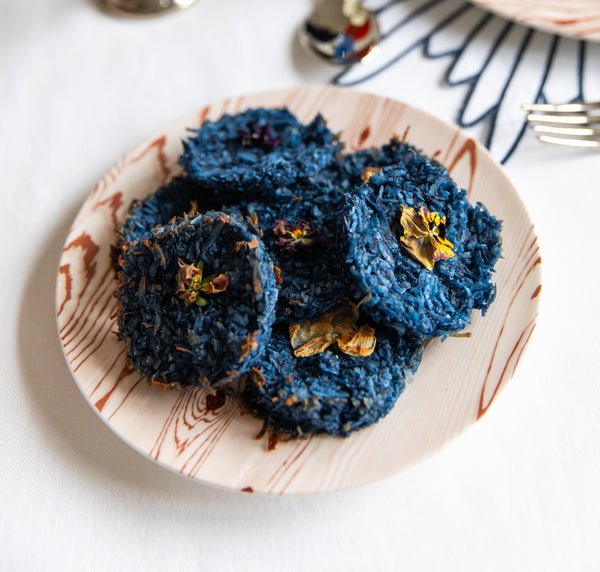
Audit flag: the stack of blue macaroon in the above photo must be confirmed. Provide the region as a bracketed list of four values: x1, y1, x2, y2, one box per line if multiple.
[114, 108, 501, 444]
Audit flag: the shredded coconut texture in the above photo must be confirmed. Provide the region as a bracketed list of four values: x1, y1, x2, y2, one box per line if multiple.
[114, 107, 502, 438]
[115, 212, 277, 388]
[345, 159, 502, 337]
[243, 325, 424, 438]
[179, 108, 342, 197]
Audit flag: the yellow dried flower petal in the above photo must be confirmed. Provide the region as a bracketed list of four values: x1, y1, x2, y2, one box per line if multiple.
[289, 316, 337, 357]
[431, 236, 455, 262]
[329, 299, 360, 336]
[292, 334, 337, 357]
[400, 206, 428, 238]
[399, 205, 455, 270]
[337, 324, 376, 357]
[361, 166, 382, 182]
[289, 299, 376, 358]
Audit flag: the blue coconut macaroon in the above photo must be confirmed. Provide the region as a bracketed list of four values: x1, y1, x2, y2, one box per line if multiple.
[243, 139, 441, 326]
[179, 107, 342, 197]
[344, 157, 502, 338]
[242, 303, 424, 443]
[246, 139, 446, 326]
[115, 212, 278, 389]
[240, 176, 363, 325]
[330, 137, 422, 189]
[115, 174, 357, 328]
[111, 109, 503, 444]
[116, 176, 254, 247]
[117, 169, 340, 250]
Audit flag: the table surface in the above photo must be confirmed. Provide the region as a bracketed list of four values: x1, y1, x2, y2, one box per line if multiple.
[2, 0, 599, 570]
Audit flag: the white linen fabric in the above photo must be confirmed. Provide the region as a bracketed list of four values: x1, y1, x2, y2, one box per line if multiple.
[1, 1, 598, 570]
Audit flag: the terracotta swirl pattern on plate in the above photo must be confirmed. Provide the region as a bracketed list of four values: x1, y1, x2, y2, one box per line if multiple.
[469, 0, 600, 41]
[55, 85, 541, 494]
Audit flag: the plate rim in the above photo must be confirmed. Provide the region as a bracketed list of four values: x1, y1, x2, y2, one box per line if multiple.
[467, 0, 600, 42]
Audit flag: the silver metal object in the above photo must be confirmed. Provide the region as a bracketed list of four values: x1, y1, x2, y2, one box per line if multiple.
[522, 101, 600, 148]
[298, 0, 381, 65]
[105, 0, 196, 16]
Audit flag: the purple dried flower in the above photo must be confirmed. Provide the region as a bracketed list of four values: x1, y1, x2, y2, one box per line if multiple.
[273, 219, 330, 254]
[238, 121, 281, 151]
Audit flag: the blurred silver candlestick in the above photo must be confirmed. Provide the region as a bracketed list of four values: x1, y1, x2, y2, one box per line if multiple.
[105, 0, 196, 15]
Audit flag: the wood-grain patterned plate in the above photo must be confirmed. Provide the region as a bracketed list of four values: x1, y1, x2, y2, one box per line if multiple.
[55, 85, 541, 494]
[468, 0, 600, 41]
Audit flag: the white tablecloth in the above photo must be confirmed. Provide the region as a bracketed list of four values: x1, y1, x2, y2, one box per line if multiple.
[2, 1, 599, 570]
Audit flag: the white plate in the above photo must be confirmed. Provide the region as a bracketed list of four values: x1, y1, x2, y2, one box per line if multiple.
[55, 85, 541, 494]
[469, 0, 600, 41]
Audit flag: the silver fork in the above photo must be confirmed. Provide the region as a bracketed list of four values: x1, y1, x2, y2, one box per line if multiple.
[522, 101, 600, 148]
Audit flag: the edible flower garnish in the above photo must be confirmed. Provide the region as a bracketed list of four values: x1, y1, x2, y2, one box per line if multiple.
[289, 299, 376, 358]
[238, 121, 281, 151]
[361, 166, 382, 182]
[399, 206, 455, 271]
[273, 219, 329, 254]
[176, 258, 228, 307]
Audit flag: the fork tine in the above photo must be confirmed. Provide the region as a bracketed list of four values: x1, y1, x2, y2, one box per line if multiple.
[537, 135, 600, 148]
[524, 101, 600, 148]
[525, 112, 600, 125]
[522, 101, 600, 113]
[532, 124, 600, 137]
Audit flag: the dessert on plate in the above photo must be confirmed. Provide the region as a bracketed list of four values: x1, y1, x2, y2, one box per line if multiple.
[113, 106, 502, 444]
